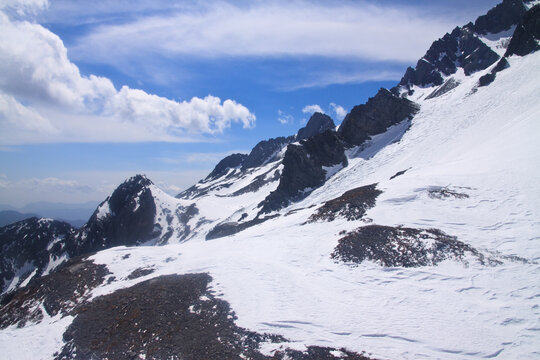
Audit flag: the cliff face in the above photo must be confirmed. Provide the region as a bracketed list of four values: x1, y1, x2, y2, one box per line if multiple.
[338, 88, 419, 146]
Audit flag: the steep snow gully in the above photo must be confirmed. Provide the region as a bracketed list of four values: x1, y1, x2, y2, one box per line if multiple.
[1, 1, 540, 359]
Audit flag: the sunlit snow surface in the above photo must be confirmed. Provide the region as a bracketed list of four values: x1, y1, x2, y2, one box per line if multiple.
[2, 52, 540, 359]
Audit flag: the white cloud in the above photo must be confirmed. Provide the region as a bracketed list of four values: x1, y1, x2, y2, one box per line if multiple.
[277, 109, 294, 125]
[106, 87, 254, 134]
[281, 70, 404, 91]
[0, 173, 8, 188]
[302, 105, 324, 115]
[0, 93, 58, 134]
[184, 150, 249, 165]
[156, 149, 249, 167]
[0, 9, 255, 145]
[330, 103, 347, 121]
[0, 0, 48, 15]
[71, 1, 458, 66]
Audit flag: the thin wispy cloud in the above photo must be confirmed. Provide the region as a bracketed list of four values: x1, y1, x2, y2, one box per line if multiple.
[0, 175, 93, 194]
[277, 110, 294, 125]
[156, 149, 250, 166]
[0, 0, 48, 15]
[280, 70, 404, 91]
[71, 1, 459, 65]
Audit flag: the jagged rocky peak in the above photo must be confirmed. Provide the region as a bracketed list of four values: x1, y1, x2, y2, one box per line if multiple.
[204, 113, 336, 177]
[398, 25, 500, 89]
[396, 1, 535, 91]
[108, 174, 154, 208]
[338, 88, 419, 146]
[505, 4, 540, 56]
[241, 136, 294, 170]
[205, 153, 247, 180]
[296, 112, 336, 141]
[76, 174, 159, 252]
[473, 0, 528, 35]
[259, 130, 348, 214]
[478, 4, 539, 87]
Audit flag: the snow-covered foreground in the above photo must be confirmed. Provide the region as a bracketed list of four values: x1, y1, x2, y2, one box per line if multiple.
[87, 228, 539, 360]
[1, 43, 540, 360]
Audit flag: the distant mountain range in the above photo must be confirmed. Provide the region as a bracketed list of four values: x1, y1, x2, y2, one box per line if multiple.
[0, 201, 99, 227]
[0, 210, 38, 227]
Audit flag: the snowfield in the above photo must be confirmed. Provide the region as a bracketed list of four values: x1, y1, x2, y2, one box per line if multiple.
[2, 30, 540, 360]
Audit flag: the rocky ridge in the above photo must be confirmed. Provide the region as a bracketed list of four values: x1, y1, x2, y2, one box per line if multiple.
[0, 218, 74, 293]
[395, 0, 538, 94]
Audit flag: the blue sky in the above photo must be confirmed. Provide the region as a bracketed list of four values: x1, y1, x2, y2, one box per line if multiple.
[0, 0, 500, 207]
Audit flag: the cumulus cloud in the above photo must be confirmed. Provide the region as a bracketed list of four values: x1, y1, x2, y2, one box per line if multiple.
[277, 110, 294, 125]
[302, 105, 324, 115]
[0, 93, 57, 134]
[71, 1, 458, 65]
[0, 8, 255, 145]
[330, 103, 347, 121]
[106, 87, 254, 134]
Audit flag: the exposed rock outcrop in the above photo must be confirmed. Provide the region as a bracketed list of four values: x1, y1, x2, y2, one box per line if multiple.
[308, 184, 382, 223]
[73, 175, 159, 254]
[473, 0, 528, 35]
[479, 4, 538, 87]
[0, 218, 74, 293]
[206, 153, 248, 180]
[505, 4, 540, 56]
[398, 26, 500, 89]
[259, 131, 348, 213]
[0, 257, 109, 329]
[297, 112, 336, 141]
[242, 136, 294, 170]
[338, 89, 419, 146]
[332, 225, 497, 267]
[425, 78, 461, 99]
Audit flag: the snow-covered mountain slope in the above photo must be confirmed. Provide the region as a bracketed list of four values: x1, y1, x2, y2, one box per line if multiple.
[0, 218, 74, 293]
[1, 2, 539, 359]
